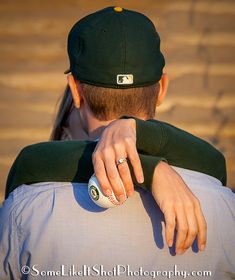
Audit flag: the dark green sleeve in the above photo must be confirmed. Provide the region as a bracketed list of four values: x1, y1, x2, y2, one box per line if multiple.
[5, 141, 164, 198]
[5, 117, 226, 198]
[131, 117, 226, 185]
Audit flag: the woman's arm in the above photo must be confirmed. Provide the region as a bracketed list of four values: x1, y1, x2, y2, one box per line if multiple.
[134, 117, 227, 185]
[6, 117, 226, 197]
[92, 117, 226, 198]
[5, 140, 163, 198]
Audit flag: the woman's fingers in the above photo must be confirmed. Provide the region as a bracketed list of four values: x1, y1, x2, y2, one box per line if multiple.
[124, 138, 144, 184]
[93, 146, 131, 202]
[163, 206, 176, 247]
[163, 199, 200, 254]
[103, 148, 127, 203]
[183, 202, 198, 250]
[92, 153, 113, 196]
[114, 141, 136, 197]
[116, 160, 134, 197]
[194, 199, 207, 251]
[175, 204, 188, 254]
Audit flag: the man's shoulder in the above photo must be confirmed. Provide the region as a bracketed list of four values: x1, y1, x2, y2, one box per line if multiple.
[174, 167, 235, 207]
[0, 182, 87, 232]
[2, 182, 72, 211]
[5, 140, 96, 198]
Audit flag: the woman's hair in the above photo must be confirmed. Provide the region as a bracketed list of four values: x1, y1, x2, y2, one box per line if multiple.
[50, 85, 73, 140]
[50, 82, 159, 140]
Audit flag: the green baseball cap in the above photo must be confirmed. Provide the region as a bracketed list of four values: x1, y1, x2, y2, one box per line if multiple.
[65, 6, 165, 88]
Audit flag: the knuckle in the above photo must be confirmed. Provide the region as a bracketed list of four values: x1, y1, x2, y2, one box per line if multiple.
[166, 221, 175, 229]
[188, 228, 198, 237]
[102, 147, 112, 158]
[178, 226, 188, 234]
[162, 200, 174, 209]
[108, 173, 117, 181]
[113, 142, 121, 150]
[124, 136, 134, 146]
[176, 201, 184, 209]
[161, 204, 174, 215]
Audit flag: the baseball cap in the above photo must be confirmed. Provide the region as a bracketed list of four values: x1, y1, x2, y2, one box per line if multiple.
[65, 6, 165, 88]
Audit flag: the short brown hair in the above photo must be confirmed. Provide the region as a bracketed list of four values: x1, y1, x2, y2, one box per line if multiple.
[80, 83, 159, 121]
[50, 83, 159, 140]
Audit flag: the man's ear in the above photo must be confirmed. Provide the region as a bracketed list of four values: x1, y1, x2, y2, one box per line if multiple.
[67, 74, 82, 108]
[156, 73, 169, 107]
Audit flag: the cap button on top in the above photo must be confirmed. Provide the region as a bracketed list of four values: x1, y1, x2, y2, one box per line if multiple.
[114, 7, 123, 12]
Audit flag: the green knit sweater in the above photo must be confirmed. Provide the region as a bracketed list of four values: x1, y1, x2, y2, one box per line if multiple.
[5, 118, 226, 198]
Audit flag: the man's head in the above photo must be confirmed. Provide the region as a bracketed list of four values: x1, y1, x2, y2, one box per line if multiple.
[66, 7, 168, 123]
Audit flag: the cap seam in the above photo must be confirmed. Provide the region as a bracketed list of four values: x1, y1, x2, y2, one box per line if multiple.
[78, 77, 159, 88]
[121, 13, 127, 72]
[117, 13, 126, 73]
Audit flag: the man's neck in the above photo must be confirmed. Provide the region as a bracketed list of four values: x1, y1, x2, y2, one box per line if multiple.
[82, 114, 114, 140]
[69, 107, 114, 141]
[69, 105, 149, 141]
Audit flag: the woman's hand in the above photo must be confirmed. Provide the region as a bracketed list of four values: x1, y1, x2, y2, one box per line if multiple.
[93, 118, 207, 255]
[92, 119, 144, 203]
[152, 162, 207, 254]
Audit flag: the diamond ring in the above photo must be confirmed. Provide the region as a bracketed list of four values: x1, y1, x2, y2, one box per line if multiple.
[116, 157, 127, 166]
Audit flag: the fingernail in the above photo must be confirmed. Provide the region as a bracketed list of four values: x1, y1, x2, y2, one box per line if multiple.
[127, 190, 133, 197]
[105, 189, 112, 196]
[119, 194, 126, 203]
[200, 244, 206, 251]
[138, 176, 144, 184]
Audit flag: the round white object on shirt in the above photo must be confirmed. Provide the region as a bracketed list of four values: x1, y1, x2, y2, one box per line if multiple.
[88, 175, 125, 208]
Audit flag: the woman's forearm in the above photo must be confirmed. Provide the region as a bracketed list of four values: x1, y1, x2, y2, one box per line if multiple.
[122, 116, 226, 185]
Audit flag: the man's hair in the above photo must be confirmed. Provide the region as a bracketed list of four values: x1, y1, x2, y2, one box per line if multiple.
[80, 82, 160, 121]
[50, 82, 159, 140]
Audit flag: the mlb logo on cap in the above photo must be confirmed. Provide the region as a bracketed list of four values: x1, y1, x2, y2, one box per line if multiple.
[117, 74, 134, 85]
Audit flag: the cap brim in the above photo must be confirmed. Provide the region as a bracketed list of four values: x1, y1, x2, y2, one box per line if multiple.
[64, 68, 71, 74]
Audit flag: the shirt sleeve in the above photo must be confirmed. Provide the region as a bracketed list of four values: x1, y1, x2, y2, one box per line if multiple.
[122, 116, 227, 185]
[132, 154, 166, 191]
[5, 117, 227, 197]
[5, 141, 166, 197]
[0, 194, 21, 279]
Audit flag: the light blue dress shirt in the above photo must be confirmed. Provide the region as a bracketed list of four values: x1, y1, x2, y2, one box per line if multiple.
[0, 167, 235, 279]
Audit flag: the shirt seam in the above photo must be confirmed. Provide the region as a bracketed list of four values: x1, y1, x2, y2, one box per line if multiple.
[11, 206, 21, 278]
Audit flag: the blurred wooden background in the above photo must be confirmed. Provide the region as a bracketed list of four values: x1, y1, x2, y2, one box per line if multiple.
[0, 0, 234, 202]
